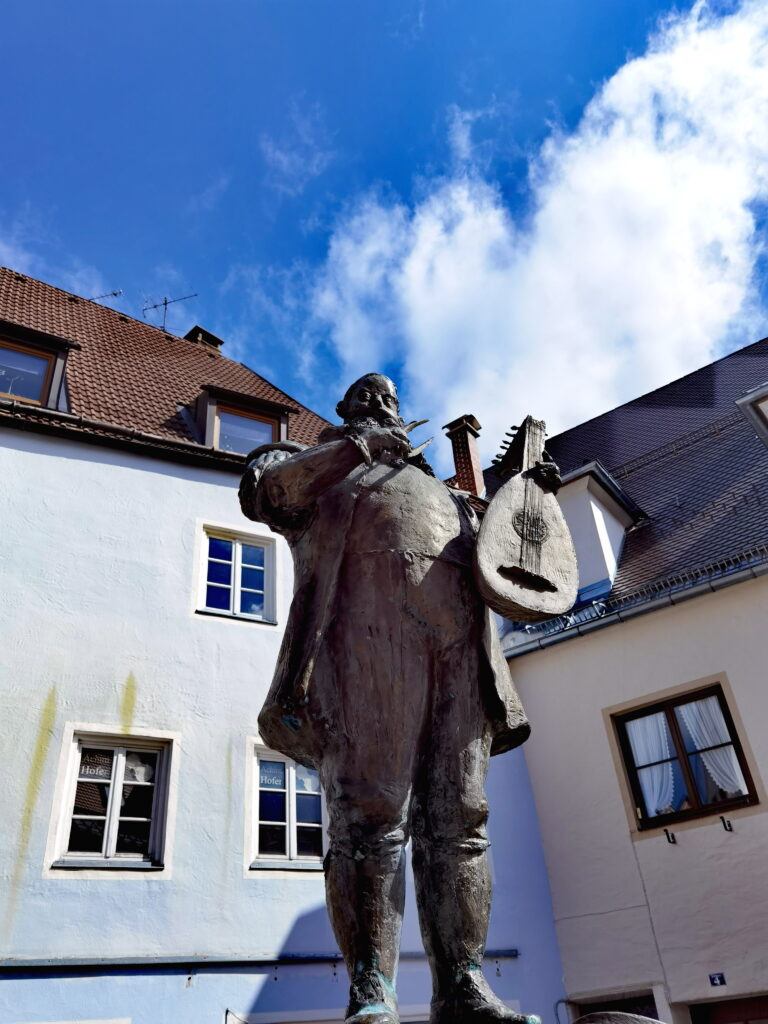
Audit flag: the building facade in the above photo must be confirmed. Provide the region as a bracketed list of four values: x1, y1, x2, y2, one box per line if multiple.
[0, 268, 564, 1024]
[493, 340, 768, 1024]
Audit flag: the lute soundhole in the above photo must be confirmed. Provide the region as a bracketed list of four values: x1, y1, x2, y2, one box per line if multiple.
[512, 508, 549, 544]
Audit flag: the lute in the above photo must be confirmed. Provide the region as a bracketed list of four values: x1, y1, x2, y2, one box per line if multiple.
[474, 416, 578, 623]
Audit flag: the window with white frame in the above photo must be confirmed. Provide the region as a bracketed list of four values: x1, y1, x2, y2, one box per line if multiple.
[53, 734, 171, 868]
[199, 529, 275, 622]
[252, 749, 325, 867]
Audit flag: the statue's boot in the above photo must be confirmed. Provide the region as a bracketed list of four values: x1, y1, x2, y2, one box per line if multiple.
[324, 843, 404, 1024]
[412, 839, 540, 1024]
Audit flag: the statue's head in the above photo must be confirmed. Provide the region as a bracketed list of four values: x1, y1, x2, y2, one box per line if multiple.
[336, 373, 401, 426]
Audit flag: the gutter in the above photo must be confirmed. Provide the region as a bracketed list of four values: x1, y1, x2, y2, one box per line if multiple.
[504, 550, 768, 658]
[0, 950, 520, 972]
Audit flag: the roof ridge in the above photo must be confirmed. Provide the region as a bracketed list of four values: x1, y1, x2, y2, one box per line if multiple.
[547, 335, 768, 445]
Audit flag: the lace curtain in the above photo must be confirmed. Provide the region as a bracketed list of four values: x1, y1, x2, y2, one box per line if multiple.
[678, 696, 747, 796]
[626, 712, 674, 816]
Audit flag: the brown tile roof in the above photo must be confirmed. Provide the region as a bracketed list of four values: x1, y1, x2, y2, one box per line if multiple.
[485, 336, 768, 623]
[0, 266, 329, 452]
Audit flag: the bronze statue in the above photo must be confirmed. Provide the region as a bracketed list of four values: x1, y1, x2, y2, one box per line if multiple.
[239, 373, 575, 1024]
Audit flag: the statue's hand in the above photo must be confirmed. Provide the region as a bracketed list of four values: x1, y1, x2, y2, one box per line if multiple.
[247, 447, 294, 472]
[529, 459, 562, 494]
[358, 425, 411, 460]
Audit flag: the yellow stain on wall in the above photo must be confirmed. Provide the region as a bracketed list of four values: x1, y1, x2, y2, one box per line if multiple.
[3, 687, 57, 942]
[120, 672, 137, 732]
[222, 738, 233, 881]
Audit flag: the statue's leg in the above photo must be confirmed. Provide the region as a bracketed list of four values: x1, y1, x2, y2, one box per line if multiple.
[411, 634, 539, 1024]
[312, 552, 430, 1024]
[322, 780, 409, 1024]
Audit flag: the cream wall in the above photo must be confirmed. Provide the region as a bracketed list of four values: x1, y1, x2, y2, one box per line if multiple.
[510, 574, 768, 1010]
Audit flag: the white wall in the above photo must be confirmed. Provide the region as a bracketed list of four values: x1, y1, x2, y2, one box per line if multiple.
[511, 575, 768, 1009]
[0, 430, 335, 963]
[0, 429, 565, 1024]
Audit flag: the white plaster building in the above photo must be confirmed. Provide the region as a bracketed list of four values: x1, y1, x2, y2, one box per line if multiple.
[0, 268, 565, 1024]
[491, 339, 768, 1024]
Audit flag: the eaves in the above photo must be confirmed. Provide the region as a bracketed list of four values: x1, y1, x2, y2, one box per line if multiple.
[504, 543, 768, 659]
[0, 398, 246, 473]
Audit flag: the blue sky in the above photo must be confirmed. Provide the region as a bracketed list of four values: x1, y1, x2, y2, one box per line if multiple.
[4, 0, 768, 472]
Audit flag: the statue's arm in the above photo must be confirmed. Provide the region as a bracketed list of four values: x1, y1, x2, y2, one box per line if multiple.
[240, 426, 410, 530]
[259, 438, 364, 512]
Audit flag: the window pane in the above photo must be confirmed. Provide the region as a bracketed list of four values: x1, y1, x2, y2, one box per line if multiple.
[207, 560, 232, 585]
[79, 748, 113, 780]
[206, 584, 231, 611]
[636, 759, 689, 817]
[296, 826, 323, 857]
[73, 782, 110, 816]
[218, 411, 274, 455]
[259, 824, 287, 855]
[625, 712, 673, 768]
[0, 346, 50, 401]
[241, 544, 265, 568]
[675, 696, 732, 753]
[259, 760, 286, 790]
[259, 790, 286, 822]
[296, 793, 322, 824]
[240, 591, 265, 617]
[115, 820, 151, 855]
[295, 765, 320, 793]
[121, 785, 155, 818]
[688, 749, 748, 805]
[208, 536, 233, 561]
[241, 566, 264, 591]
[124, 751, 157, 783]
[68, 818, 105, 853]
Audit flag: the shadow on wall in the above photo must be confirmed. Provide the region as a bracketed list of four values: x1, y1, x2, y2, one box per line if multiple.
[245, 903, 343, 1019]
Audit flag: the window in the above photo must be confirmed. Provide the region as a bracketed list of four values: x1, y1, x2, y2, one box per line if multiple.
[614, 685, 756, 828]
[199, 529, 276, 622]
[216, 405, 277, 455]
[252, 749, 325, 868]
[54, 735, 171, 868]
[0, 339, 56, 404]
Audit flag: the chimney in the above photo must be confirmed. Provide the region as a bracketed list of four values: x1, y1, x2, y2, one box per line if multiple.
[443, 414, 484, 496]
[184, 324, 225, 351]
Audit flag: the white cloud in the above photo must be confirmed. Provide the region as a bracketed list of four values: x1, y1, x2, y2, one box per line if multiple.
[186, 173, 231, 215]
[311, 0, 768, 472]
[260, 101, 336, 198]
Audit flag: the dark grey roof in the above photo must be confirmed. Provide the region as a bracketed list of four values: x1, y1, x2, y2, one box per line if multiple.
[486, 336, 768, 614]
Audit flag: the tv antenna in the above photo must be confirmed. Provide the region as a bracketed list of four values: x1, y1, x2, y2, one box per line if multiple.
[89, 289, 123, 302]
[142, 292, 198, 331]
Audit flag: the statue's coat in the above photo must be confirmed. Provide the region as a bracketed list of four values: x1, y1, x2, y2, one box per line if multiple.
[239, 435, 529, 769]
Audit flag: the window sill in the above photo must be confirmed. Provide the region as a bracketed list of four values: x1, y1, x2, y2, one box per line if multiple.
[635, 794, 758, 831]
[51, 859, 164, 870]
[195, 608, 277, 626]
[249, 859, 324, 872]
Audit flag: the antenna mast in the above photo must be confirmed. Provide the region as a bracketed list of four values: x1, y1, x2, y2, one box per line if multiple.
[142, 292, 198, 331]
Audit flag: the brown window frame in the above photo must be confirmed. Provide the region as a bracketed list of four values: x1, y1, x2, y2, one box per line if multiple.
[0, 338, 57, 405]
[614, 684, 757, 830]
[214, 403, 279, 454]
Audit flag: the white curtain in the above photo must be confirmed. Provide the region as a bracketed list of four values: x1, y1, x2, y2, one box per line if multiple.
[626, 712, 674, 816]
[678, 696, 747, 796]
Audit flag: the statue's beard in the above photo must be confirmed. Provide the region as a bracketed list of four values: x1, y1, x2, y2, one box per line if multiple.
[346, 412, 404, 431]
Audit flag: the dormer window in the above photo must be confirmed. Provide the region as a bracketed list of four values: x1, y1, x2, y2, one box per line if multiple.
[0, 327, 72, 409]
[216, 406, 278, 455]
[736, 381, 768, 446]
[196, 385, 298, 455]
[0, 340, 56, 404]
